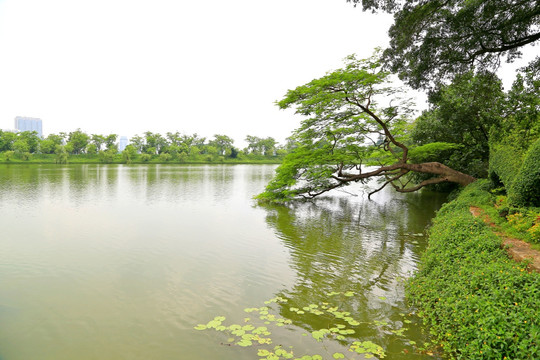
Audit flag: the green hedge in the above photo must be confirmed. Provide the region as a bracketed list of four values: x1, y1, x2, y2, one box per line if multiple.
[489, 144, 523, 190]
[509, 138, 540, 207]
[408, 181, 540, 359]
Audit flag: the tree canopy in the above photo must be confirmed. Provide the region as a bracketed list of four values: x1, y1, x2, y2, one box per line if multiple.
[348, 0, 540, 88]
[411, 71, 505, 178]
[257, 53, 475, 202]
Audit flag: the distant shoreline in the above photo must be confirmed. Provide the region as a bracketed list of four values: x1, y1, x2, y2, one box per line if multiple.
[0, 153, 282, 165]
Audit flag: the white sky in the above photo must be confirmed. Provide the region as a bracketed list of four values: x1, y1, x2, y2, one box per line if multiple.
[0, 0, 535, 147]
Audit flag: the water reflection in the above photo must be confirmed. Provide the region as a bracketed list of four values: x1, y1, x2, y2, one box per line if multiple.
[259, 187, 446, 358]
[0, 164, 445, 360]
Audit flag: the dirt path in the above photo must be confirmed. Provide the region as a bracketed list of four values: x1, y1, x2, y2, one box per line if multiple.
[470, 206, 540, 273]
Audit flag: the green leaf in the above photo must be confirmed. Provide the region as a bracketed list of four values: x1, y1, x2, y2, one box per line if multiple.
[194, 324, 207, 330]
[257, 349, 270, 357]
[236, 339, 252, 347]
[333, 352, 345, 359]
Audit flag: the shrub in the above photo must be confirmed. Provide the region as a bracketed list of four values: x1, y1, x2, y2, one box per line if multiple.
[509, 138, 540, 207]
[488, 144, 523, 190]
[4, 150, 15, 161]
[159, 153, 171, 162]
[98, 149, 115, 163]
[139, 153, 152, 162]
[408, 182, 540, 359]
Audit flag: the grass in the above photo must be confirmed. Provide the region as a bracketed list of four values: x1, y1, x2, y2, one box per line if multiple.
[407, 180, 540, 359]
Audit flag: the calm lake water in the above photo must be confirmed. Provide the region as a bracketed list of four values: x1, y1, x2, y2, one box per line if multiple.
[0, 164, 446, 360]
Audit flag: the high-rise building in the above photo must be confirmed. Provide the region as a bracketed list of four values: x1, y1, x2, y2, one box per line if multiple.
[118, 136, 128, 152]
[14, 116, 43, 138]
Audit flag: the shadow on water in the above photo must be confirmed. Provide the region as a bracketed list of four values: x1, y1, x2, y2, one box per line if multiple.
[257, 188, 447, 358]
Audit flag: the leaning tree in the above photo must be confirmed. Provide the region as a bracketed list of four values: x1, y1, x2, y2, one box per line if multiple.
[256, 53, 475, 202]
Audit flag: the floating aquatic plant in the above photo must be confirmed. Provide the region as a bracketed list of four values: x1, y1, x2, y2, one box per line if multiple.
[194, 292, 395, 359]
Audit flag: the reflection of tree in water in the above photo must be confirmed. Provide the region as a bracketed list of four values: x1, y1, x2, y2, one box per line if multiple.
[259, 190, 446, 354]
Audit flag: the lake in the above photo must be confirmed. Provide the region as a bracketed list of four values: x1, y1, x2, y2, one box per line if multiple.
[0, 164, 446, 359]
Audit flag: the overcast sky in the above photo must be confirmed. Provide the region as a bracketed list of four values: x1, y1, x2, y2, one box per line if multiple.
[0, 0, 534, 147]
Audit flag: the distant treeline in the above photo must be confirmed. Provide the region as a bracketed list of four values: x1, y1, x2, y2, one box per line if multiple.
[0, 130, 293, 164]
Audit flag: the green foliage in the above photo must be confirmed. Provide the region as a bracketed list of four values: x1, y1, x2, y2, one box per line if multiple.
[86, 143, 98, 155]
[21, 152, 32, 161]
[1, 129, 288, 164]
[408, 142, 463, 163]
[411, 71, 504, 178]
[17, 131, 40, 153]
[54, 145, 68, 164]
[139, 153, 152, 162]
[408, 181, 540, 359]
[370, 0, 540, 88]
[159, 153, 172, 162]
[257, 51, 420, 202]
[488, 144, 524, 190]
[122, 145, 137, 164]
[12, 139, 30, 154]
[209, 134, 234, 156]
[493, 58, 540, 151]
[509, 138, 540, 207]
[0, 130, 16, 152]
[40, 139, 56, 154]
[4, 150, 14, 161]
[98, 149, 115, 163]
[506, 209, 540, 244]
[67, 129, 90, 154]
[245, 135, 278, 157]
[195, 294, 388, 360]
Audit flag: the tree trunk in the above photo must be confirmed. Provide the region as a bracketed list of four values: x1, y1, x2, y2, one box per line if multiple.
[403, 162, 476, 186]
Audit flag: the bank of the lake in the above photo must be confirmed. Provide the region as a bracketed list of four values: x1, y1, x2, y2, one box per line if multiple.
[0, 153, 282, 164]
[408, 180, 540, 359]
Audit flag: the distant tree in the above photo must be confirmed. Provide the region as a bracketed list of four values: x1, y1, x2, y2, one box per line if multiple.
[40, 133, 65, 154]
[55, 145, 68, 164]
[12, 139, 29, 154]
[4, 150, 14, 161]
[98, 149, 115, 163]
[91, 134, 106, 151]
[46, 134, 64, 146]
[122, 144, 137, 164]
[186, 133, 206, 149]
[261, 137, 277, 156]
[104, 134, 118, 152]
[229, 147, 239, 159]
[159, 153, 172, 162]
[245, 136, 278, 156]
[67, 129, 90, 154]
[143, 132, 167, 154]
[0, 130, 17, 152]
[140, 153, 152, 162]
[145, 146, 157, 155]
[188, 145, 201, 160]
[166, 131, 182, 146]
[64, 143, 74, 155]
[18, 131, 40, 153]
[129, 135, 145, 153]
[86, 143, 98, 155]
[177, 151, 188, 162]
[39, 140, 55, 154]
[245, 135, 263, 155]
[209, 134, 234, 156]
